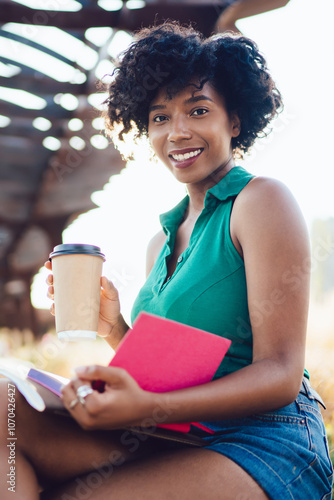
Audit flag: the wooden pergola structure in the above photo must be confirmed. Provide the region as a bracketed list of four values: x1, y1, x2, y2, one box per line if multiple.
[0, 0, 226, 335]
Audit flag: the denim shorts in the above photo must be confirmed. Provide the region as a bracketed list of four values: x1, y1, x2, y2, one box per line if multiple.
[193, 382, 333, 499]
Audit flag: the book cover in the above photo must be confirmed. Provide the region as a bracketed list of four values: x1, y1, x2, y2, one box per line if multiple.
[105, 312, 231, 432]
[26, 369, 67, 412]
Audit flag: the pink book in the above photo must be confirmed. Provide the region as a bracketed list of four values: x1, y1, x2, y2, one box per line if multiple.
[105, 312, 231, 433]
[25, 312, 231, 436]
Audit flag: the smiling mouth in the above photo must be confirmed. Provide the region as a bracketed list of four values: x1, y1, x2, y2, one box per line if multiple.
[169, 149, 203, 162]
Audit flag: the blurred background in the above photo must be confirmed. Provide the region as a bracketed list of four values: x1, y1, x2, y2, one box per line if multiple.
[0, 0, 333, 473]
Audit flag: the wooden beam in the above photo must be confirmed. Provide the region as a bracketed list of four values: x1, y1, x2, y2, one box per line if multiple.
[0, 3, 122, 29]
[118, 4, 222, 36]
[0, 1, 222, 34]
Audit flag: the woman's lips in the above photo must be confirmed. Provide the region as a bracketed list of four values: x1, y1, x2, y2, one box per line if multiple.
[168, 148, 203, 168]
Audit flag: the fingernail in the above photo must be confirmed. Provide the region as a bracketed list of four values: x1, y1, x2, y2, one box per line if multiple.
[75, 366, 88, 375]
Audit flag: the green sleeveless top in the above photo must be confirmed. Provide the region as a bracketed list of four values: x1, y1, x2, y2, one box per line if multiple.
[131, 166, 255, 379]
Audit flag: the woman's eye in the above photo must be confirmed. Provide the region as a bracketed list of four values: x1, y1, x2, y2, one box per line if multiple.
[192, 108, 208, 116]
[153, 115, 167, 123]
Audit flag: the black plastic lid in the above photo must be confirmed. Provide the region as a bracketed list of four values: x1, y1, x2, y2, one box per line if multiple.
[49, 244, 106, 261]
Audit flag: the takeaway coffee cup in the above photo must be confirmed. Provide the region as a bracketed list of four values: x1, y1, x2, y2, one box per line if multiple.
[49, 244, 106, 341]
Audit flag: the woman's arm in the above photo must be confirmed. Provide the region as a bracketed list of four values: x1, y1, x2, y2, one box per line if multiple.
[145, 176, 309, 423]
[68, 177, 311, 430]
[145, 176, 310, 422]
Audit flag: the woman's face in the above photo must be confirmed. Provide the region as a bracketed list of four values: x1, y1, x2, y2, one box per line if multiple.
[148, 81, 240, 187]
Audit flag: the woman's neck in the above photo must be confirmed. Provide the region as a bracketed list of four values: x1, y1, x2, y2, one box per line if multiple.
[185, 156, 235, 218]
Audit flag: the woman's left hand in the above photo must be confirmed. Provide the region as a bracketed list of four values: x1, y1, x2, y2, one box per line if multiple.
[61, 365, 153, 431]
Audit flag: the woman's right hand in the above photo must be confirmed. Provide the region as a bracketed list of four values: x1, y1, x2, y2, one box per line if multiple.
[45, 260, 55, 316]
[44, 261, 126, 345]
[97, 276, 123, 339]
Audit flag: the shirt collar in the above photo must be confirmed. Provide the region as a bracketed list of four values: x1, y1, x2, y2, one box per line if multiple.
[159, 195, 189, 234]
[159, 166, 255, 232]
[205, 166, 255, 203]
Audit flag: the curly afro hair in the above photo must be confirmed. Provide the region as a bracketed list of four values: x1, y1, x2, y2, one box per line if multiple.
[104, 21, 282, 158]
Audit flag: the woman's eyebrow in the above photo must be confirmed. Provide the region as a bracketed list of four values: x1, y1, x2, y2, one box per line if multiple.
[185, 95, 214, 105]
[148, 95, 214, 114]
[148, 104, 166, 113]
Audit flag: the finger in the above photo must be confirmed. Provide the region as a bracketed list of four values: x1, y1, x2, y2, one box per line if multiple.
[61, 380, 84, 403]
[72, 380, 95, 406]
[46, 274, 53, 285]
[49, 303, 55, 316]
[44, 260, 52, 270]
[47, 285, 54, 299]
[60, 380, 78, 409]
[75, 365, 127, 385]
[101, 277, 119, 300]
[62, 380, 96, 415]
[60, 379, 75, 397]
[70, 378, 93, 392]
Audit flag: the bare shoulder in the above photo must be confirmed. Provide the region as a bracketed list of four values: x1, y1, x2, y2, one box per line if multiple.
[236, 176, 301, 212]
[146, 230, 167, 277]
[231, 175, 310, 254]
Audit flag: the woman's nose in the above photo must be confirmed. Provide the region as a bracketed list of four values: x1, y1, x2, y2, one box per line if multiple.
[167, 116, 192, 142]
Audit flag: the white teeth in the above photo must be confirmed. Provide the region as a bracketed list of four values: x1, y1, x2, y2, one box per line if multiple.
[171, 149, 202, 162]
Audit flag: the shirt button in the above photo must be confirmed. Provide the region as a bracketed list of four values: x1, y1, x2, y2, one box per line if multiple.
[177, 256, 183, 263]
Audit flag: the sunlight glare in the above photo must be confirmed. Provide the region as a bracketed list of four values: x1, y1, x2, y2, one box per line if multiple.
[0, 115, 11, 127]
[107, 31, 133, 59]
[3, 24, 98, 71]
[90, 135, 109, 150]
[92, 117, 105, 131]
[85, 27, 113, 47]
[87, 93, 109, 111]
[98, 0, 123, 11]
[0, 37, 86, 82]
[0, 62, 21, 78]
[95, 60, 115, 83]
[127, 0, 145, 9]
[0, 86, 46, 109]
[69, 136, 86, 151]
[32, 117, 52, 131]
[11, 0, 82, 11]
[68, 118, 83, 131]
[56, 93, 79, 111]
[43, 137, 61, 151]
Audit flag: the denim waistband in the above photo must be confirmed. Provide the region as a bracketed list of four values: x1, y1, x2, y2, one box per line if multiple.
[300, 376, 326, 409]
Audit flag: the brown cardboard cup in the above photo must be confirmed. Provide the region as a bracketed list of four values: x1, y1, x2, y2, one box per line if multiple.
[49, 244, 106, 341]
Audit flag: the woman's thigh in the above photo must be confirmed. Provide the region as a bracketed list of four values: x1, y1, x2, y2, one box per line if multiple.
[42, 447, 269, 500]
[0, 380, 150, 486]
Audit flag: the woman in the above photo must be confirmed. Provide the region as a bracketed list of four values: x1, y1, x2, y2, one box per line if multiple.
[1, 22, 332, 500]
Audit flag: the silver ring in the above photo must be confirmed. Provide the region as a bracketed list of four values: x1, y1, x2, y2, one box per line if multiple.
[76, 385, 94, 405]
[69, 398, 79, 410]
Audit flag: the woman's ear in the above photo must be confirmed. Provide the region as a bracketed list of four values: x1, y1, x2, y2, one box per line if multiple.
[231, 112, 241, 138]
